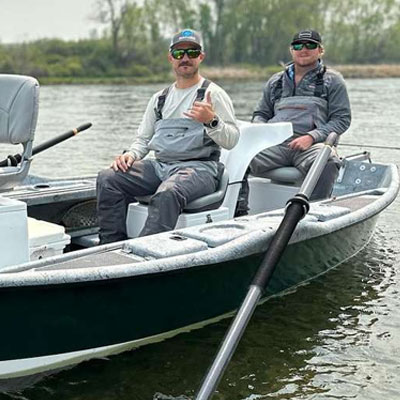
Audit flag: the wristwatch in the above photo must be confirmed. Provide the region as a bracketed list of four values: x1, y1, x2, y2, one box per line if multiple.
[204, 115, 220, 129]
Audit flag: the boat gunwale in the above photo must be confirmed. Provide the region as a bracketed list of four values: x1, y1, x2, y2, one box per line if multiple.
[0, 164, 398, 288]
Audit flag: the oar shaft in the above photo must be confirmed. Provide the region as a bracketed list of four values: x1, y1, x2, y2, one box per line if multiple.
[196, 286, 261, 400]
[195, 132, 338, 400]
[196, 201, 305, 400]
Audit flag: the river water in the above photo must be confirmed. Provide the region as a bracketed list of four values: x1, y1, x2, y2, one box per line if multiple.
[0, 79, 400, 400]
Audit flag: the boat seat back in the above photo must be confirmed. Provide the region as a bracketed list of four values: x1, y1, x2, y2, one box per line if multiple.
[220, 121, 293, 217]
[0, 74, 40, 190]
[135, 168, 229, 213]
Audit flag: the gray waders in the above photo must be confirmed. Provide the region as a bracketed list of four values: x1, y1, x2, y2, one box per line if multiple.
[97, 79, 222, 244]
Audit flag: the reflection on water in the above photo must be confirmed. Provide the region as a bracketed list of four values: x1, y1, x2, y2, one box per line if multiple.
[1, 79, 400, 399]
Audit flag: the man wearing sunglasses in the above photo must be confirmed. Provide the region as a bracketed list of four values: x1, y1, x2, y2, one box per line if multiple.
[97, 29, 239, 244]
[239, 29, 351, 212]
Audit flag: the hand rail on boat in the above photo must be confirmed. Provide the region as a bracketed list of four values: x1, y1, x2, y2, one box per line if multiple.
[0, 239, 125, 274]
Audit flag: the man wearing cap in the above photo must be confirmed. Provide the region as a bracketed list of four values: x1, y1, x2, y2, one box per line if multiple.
[96, 29, 239, 244]
[245, 29, 351, 203]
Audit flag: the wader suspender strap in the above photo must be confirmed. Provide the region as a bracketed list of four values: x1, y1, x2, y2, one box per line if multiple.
[155, 79, 211, 121]
[194, 79, 211, 102]
[313, 65, 327, 98]
[155, 86, 171, 121]
[273, 65, 327, 102]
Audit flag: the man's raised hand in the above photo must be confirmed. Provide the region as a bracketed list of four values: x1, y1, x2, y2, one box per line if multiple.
[184, 91, 215, 124]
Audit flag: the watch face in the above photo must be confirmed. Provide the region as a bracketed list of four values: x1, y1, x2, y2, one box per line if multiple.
[210, 117, 219, 128]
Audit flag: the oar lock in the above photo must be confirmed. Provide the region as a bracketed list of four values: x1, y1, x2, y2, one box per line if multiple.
[285, 193, 310, 219]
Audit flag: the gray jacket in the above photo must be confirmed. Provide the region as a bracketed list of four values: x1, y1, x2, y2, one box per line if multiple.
[253, 62, 351, 143]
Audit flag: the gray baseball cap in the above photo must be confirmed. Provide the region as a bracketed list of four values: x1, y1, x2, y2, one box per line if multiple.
[169, 29, 203, 50]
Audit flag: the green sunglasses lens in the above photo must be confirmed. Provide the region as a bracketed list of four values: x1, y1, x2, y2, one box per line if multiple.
[171, 49, 185, 59]
[305, 42, 318, 49]
[187, 49, 201, 58]
[171, 48, 201, 59]
[292, 42, 318, 50]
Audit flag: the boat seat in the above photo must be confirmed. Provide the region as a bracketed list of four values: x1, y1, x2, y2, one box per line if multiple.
[260, 167, 304, 185]
[0, 74, 40, 190]
[136, 168, 229, 213]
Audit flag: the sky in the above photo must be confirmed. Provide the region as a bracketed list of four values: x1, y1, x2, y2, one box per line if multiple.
[0, 0, 100, 43]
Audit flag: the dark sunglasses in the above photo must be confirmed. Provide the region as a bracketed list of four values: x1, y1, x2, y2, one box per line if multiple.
[292, 42, 319, 51]
[170, 48, 202, 60]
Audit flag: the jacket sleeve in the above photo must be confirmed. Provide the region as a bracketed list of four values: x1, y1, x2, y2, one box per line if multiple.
[308, 73, 352, 143]
[127, 93, 158, 160]
[252, 77, 277, 123]
[205, 85, 240, 150]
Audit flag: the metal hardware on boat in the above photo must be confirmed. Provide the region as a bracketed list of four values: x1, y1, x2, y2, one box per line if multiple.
[33, 184, 51, 189]
[206, 214, 213, 223]
[360, 164, 366, 171]
[355, 178, 361, 184]
[370, 166, 376, 172]
[169, 235, 187, 241]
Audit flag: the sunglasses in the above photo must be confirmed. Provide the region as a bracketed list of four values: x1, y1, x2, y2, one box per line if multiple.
[292, 42, 319, 51]
[170, 48, 202, 60]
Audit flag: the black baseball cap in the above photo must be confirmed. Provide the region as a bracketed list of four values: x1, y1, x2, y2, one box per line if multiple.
[291, 30, 322, 45]
[169, 29, 203, 50]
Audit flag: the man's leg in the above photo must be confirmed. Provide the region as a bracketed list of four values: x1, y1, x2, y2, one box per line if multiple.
[96, 160, 161, 244]
[249, 144, 292, 177]
[234, 144, 291, 216]
[294, 144, 340, 200]
[140, 166, 218, 237]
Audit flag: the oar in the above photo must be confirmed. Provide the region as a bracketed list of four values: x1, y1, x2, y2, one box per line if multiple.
[195, 132, 338, 400]
[0, 122, 92, 167]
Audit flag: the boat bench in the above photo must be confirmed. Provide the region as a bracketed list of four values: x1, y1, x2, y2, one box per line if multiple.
[257, 166, 303, 186]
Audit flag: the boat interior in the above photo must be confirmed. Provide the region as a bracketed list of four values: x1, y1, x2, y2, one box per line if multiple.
[0, 74, 396, 272]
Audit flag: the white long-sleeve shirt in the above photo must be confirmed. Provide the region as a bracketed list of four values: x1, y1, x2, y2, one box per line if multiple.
[128, 78, 239, 160]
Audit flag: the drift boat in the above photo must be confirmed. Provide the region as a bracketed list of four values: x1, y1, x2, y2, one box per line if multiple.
[0, 74, 398, 390]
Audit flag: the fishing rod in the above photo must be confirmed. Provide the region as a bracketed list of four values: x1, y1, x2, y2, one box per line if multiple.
[340, 143, 400, 151]
[0, 122, 92, 167]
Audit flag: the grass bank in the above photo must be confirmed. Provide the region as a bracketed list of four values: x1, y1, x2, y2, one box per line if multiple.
[38, 64, 400, 85]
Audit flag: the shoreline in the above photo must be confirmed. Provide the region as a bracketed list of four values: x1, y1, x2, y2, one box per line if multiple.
[38, 64, 400, 85]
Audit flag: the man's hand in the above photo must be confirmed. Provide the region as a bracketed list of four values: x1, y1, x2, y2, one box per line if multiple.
[288, 135, 314, 151]
[111, 153, 135, 172]
[184, 91, 215, 124]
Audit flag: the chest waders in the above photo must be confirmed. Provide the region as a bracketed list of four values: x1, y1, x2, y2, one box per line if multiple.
[268, 66, 329, 137]
[148, 79, 221, 163]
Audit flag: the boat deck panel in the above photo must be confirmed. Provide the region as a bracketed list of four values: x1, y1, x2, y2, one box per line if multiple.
[34, 251, 142, 271]
[329, 195, 378, 212]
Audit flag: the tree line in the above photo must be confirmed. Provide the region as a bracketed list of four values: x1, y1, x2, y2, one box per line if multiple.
[1, 0, 399, 81]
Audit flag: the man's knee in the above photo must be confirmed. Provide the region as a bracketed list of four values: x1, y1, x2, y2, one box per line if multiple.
[97, 168, 116, 189]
